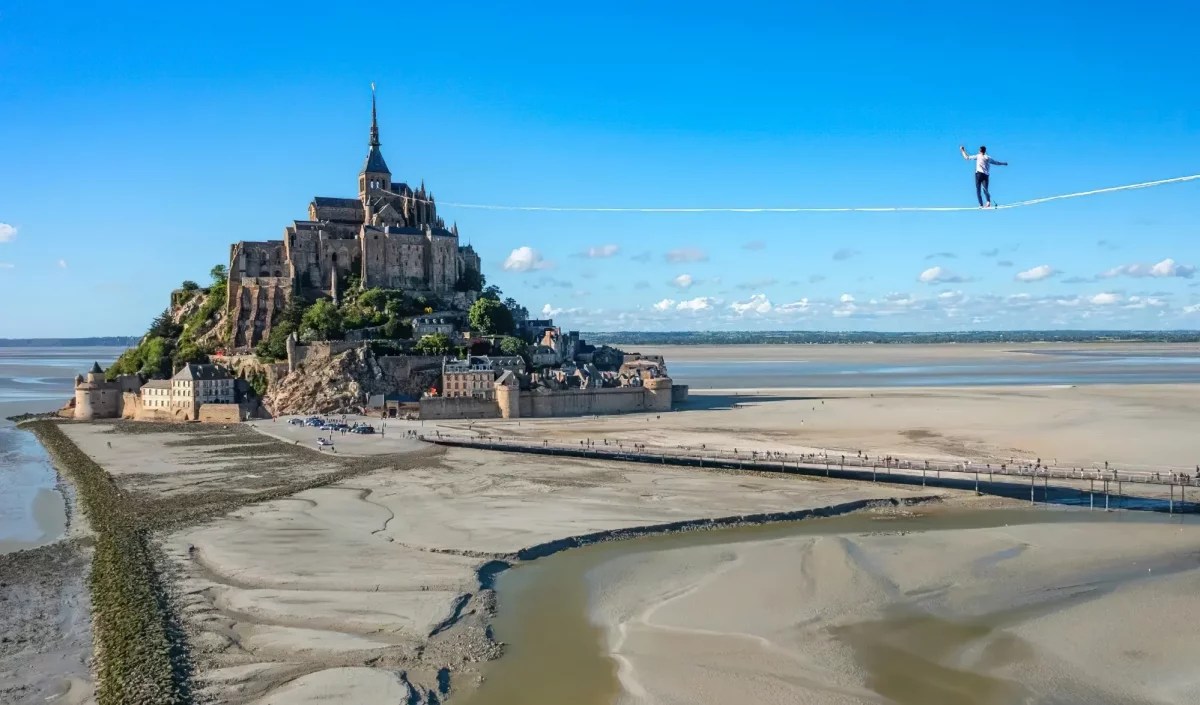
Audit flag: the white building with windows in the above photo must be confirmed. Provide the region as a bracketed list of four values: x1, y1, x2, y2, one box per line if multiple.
[141, 379, 172, 410]
[140, 363, 235, 420]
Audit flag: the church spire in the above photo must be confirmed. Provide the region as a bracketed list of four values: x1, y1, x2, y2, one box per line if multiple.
[369, 82, 380, 148]
[359, 82, 391, 193]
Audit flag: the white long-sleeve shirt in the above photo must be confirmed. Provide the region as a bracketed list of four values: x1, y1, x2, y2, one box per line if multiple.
[968, 153, 999, 175]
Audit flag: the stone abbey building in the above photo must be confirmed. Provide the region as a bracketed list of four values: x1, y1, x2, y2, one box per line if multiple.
[228, 89, 481, 349]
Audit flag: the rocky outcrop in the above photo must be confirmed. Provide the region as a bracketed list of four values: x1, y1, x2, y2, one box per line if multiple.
[171, 288, 230, 350]
[264, 345, 441, 415]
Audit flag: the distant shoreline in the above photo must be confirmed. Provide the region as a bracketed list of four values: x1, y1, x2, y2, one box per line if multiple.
[587, 330, 1200, 346]
[0, 337, 139, 348]
[5, 331, 1200, 349]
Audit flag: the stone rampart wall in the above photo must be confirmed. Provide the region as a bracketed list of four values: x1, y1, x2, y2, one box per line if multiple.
[198, 403, 244, 423]
[419, 396, 501, 420]
[520, 386, 652, 418]
[418, 384, 675, 421]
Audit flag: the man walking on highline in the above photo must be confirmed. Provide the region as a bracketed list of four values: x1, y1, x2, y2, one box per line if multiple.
[960, 145, 1008, 208]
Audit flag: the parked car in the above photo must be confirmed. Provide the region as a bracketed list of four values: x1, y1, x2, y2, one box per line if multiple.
[288, 418, 304, 425]
[316, 438, 333, 447]
[350, 425, 375, 434]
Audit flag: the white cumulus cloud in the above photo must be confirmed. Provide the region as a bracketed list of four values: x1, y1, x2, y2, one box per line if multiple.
[1100, 258, 1195, 279]
[1090, 292, 1120, 305]
[1015, 265, 1056, 282]
[0, 223, 15, 243]
[676, 297, 717, 311]
[1122, 296, 1167, 310]
[777, 299, 811, 313]
[670, 274, 694, 290]
[730, 294, 772, 315]
[840, 293, 855, 303]
[503, 246, 555, 272]
[918, 266, 969, 284]
[652, 298, 676, 311]
[57, 259, 68, 269]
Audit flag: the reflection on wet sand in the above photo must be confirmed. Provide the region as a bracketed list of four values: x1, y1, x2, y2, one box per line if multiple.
[467, 508, 1200, 705]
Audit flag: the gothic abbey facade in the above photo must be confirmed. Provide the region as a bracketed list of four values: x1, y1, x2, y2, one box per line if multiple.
[228, 90, 481, 349]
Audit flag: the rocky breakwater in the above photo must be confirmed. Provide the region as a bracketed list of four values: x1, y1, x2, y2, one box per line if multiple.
[265, 344, 441, 415]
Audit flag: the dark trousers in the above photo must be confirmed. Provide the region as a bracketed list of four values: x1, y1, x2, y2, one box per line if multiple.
[975, 172, 991, 206]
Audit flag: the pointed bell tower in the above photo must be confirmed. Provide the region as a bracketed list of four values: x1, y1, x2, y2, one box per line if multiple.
[359, 83, 391, 198]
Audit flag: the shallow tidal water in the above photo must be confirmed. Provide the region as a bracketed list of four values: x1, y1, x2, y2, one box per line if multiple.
[0, 346, 123, 553]
[461, 508, 1198, 705]
[0, 421, 68, 554]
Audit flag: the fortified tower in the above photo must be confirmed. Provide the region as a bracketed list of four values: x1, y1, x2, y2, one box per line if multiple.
[495, 370, 520, 419]
[74, 362, 123, 420]
[643, 376, 674, 413]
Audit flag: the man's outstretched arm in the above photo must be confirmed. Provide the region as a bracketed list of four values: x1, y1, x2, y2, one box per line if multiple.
[960, 145, 971, 159]
[994, 160, 1008, 166]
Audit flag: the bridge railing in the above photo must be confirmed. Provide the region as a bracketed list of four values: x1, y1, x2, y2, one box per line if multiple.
[421, 431, 1199, 490]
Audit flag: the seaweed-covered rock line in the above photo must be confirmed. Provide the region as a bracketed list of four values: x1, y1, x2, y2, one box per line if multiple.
[27, 421, 188, 705]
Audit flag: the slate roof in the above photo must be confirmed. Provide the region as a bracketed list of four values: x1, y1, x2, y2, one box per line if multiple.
[313, 197, 362, 209]
[172, 364, 233, 382]
[90, 361, 103, 373]
[142, 379, 171, 389]
[361, 145, 391, 175]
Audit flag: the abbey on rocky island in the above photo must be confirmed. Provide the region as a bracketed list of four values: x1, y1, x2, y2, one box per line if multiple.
[228, 87, 481, 349]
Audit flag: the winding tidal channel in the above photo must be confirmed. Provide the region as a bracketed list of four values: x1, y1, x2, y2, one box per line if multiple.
[462, 507, 1200, 705]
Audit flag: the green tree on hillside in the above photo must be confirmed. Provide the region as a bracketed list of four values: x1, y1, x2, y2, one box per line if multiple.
[468, 297, 514, 335]
[171, 340, 208, 371]
[300, 299, 343, 341]
[148, 309, 182, 339]
[255, 299, 308, 361]
[414, 333, 452, 356]
[503, 297, 529, 323]
[499, 336, 529, 359]
[381, 317, 412, 340]
[138, 337, 173, 378]
[210, 264, 228, 284]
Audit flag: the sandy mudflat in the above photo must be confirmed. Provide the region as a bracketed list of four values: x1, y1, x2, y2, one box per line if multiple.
[459, 383, 1200, 472]
[0, 541, 95, 705]
[0, 452, 95, 705]
[53, 418, 947, 704]
[586, 516, 1200, 705]
[162, 447, 944, 704]
[30, 342, 1200, 705]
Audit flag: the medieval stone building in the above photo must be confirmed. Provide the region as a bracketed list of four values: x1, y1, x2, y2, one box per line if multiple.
[228, 88, 482, 349]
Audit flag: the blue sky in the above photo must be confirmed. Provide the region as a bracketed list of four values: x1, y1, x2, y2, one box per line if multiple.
[1, 1, 1198, 336]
